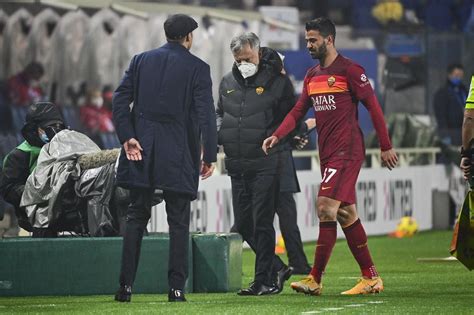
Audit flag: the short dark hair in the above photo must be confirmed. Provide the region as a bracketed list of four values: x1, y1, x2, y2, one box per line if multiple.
[447, 63, 463, 74]
[166, 36, 187, 44]
[305, 17, 336, 41]
[25, 61, 44, 77]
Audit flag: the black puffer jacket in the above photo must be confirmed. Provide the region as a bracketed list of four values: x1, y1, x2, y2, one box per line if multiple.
[216, 47, 296, 173]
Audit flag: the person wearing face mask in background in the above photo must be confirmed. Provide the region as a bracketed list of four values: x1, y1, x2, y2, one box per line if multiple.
[7, 62, 46, 107]
[216, 32, 302, 296]
[80, 89, 115, 135]
[434, 63, 468, 146]
[0, 102, 66, 237]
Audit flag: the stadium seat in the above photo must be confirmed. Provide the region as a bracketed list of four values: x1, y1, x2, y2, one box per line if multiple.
[351, 0, 380, 31]
[61, 106, 85, 132]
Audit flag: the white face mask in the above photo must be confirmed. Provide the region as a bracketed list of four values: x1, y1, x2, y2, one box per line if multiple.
[237, 61, 258, 79]
[91, 97, 104, 108]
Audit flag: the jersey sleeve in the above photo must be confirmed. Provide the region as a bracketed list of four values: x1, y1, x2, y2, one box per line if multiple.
[346, 63, 375, 101]
[466, 75, 474, 109]
[272, 74, 312, 139]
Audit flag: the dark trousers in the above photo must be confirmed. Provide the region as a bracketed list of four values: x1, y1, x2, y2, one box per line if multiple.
[231, 171, 283, 285]
[277, 192, 310, 270]
[32, 228, 58, 238]
[119, 188, 191, 290]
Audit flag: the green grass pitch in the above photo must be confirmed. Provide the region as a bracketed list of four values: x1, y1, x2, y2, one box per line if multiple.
[0, 231, 472, 314]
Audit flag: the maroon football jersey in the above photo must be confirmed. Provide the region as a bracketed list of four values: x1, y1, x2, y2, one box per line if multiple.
[275, 54, 375, 163]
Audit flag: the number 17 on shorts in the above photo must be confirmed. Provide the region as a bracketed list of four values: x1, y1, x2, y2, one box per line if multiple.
[318, 160, 363, 205]
[321, 167, 337, 186]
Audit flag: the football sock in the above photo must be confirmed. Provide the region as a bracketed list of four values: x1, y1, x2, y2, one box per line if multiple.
[342, 218, 379, 279]
[310, 221, 337, 283]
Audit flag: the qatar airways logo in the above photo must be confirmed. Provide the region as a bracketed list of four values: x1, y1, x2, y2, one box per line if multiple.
[311, 95, 336, 111]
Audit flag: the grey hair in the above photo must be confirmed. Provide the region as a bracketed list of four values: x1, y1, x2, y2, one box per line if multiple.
[230, 32, 260, 54]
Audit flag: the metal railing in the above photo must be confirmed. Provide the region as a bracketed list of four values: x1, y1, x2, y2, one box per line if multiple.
[215, 147, 442, 174]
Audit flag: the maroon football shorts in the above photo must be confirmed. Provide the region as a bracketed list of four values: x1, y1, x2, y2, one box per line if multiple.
[318, 159, 364, 205]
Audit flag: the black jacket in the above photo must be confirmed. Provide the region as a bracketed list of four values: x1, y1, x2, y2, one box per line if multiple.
[216, 47, 296, 174]
[433, 80, 468, 145]
[0, 148, 35, 231]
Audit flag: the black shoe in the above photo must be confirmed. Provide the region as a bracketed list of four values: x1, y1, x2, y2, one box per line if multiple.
[168, 288, 186, 302]
[275, 265, 293, 293]
[237, 281, 279, 296]
[114, 285, 132, 302]
[290, 265, 311, 275]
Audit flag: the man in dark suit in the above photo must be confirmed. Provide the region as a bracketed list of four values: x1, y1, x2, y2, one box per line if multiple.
[112, 14, 217, 303]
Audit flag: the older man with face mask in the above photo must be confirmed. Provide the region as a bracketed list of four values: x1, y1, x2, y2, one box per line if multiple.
[216, 32, 299, 296]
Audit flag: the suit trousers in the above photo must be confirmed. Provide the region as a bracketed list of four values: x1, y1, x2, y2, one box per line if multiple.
[230, 170, 283, 285]
[119, 188, 191, 290]
[276, 192, 310, 271]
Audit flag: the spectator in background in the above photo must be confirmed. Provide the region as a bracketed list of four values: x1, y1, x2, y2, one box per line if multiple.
[434, 63, 468, 146]
[80, 89, 115, 134]
[102, 86, 114, 111]
[7, 62, 45, 107]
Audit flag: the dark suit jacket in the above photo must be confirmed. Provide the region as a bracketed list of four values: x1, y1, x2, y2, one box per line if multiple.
[112, 42, 217, 199]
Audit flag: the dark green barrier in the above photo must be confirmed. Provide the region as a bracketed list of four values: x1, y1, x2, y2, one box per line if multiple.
[0, 234, 193, 296]
[192, 233, 242, 293]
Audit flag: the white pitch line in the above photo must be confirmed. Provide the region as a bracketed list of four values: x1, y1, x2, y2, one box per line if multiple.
[14, 304, 58, 308]
[301, 300, 386, 314]
[345, 304, 365, 307]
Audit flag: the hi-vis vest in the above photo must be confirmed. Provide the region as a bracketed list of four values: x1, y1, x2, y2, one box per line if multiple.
[466, 75, 474, 109]
[2, 141, 41, 174]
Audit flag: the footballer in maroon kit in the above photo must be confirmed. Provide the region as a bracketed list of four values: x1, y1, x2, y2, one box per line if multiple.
[262, 17, 398, 295]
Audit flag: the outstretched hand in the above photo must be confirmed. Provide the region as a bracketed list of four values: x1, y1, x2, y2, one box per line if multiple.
[381, 148, 398, 170]
[124, 138, 143, 161]
[262, 136, 279, 155]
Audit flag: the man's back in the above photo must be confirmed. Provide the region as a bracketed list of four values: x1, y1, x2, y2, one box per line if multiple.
[113, 41, 216, 198]
[134, 42, 208, 118]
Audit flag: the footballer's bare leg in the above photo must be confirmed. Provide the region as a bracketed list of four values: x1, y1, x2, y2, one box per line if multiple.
[291, 196, 339, 295]
[336, 203, 358, 228]
[338, 204, 384, 295]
